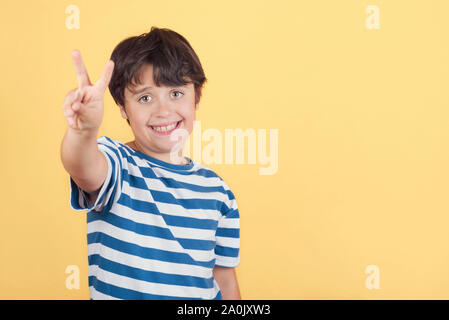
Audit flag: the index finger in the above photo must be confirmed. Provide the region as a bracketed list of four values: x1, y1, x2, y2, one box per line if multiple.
[71, 50, 91, 88]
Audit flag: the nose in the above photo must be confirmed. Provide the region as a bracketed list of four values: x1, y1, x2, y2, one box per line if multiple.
[154, 99, 173, 117]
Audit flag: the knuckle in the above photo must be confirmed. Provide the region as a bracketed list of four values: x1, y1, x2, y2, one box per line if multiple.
[63, 88, 78, 104]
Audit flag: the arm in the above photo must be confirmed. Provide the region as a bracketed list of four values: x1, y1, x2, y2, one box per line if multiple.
[60, 50, 114, 204]
[213, 266, 241, 300]
[60, 128, 107, 201]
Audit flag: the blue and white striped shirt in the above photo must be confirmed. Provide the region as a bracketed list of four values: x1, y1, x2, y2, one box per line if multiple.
[69, 136, 240, 300]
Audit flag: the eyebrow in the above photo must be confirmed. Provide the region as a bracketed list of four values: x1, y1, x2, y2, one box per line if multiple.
[129, 84, 188, 96]
[130, 86, 154, 96]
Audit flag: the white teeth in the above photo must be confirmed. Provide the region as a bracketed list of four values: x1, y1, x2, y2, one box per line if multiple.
[152, 122, 178, 132]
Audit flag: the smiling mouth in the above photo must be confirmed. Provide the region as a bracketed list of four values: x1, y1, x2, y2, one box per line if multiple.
[149, 120, 182, 135]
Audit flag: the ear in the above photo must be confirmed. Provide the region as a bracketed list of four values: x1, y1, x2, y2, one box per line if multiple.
[119, 105, 128, 119]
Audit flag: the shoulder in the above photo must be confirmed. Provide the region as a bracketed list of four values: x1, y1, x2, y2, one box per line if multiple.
[190, 162, 225, 182]
[97, 136, 133, 155]
[191, 162, 238, 202]
[96, 136, 135, 166]
[97, 136, 125, 149]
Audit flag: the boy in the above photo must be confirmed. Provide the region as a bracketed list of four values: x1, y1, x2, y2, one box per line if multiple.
[60, 27, 241, 300]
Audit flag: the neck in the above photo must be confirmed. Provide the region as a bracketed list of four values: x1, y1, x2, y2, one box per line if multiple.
[131, 141, 188, 165]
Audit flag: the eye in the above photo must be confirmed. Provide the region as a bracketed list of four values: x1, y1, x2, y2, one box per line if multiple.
[138, 95, 151, 103]
[171, 90, 184, 99]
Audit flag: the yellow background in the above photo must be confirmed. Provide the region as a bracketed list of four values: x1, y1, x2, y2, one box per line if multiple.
[1, 0, 449, 299]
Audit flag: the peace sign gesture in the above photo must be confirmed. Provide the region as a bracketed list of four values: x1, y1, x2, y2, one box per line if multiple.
[62, 50, 114, 132]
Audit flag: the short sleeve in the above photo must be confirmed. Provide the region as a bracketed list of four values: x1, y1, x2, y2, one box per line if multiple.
[69, 136, 123, 213]
[214, 186, 240, 268]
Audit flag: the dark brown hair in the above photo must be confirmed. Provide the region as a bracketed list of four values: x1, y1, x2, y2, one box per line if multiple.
[108, 26, 207, 125]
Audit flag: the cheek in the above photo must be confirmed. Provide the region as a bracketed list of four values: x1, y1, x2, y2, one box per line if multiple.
[183, 118, 193, 130]
[131, 108, 149, 124]
[181, 108, 195, 124]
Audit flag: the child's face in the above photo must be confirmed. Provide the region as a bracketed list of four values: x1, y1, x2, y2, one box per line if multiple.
[120, 63, 198, 162]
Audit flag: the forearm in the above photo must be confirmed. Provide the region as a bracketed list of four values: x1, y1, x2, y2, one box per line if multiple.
[60, 128, 103, 192]
[220, 280, 241, 300]
[213, 266, 242, 300]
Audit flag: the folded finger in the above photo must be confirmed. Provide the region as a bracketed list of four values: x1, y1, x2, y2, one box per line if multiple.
[63, 106, 74, 117]
[68, 118, 75, 127]
[72, 101, 81, 111]
[72, 88, 81, 103]
[62, 89, 77, 107]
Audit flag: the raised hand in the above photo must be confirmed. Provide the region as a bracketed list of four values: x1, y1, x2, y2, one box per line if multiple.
[62, 50, 114, 132]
